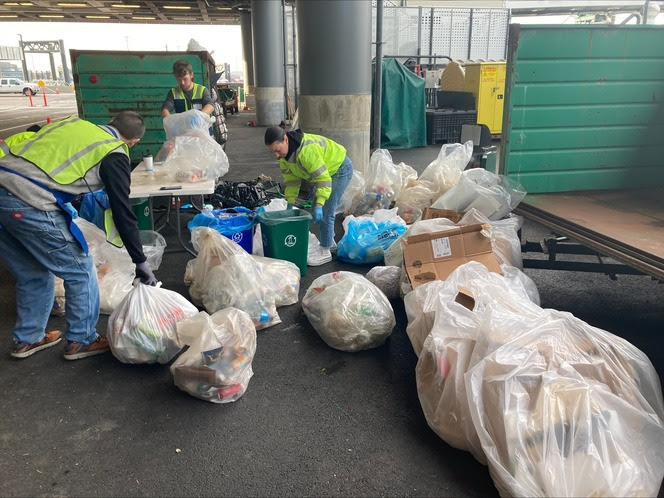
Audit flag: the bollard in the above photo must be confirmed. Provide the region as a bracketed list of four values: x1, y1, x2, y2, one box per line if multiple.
[55, 88, 59, 95]
[42, 91, 48, 107]
[27, 93, 34, 107]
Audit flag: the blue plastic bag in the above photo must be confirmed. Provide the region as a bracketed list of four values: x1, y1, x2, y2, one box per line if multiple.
[188, 207, 257, 253]
[337, 218, 407, 265]
[79, 190, 110, 230]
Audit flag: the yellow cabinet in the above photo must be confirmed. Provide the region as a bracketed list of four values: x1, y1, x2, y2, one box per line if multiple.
[463, 62, 506, 135]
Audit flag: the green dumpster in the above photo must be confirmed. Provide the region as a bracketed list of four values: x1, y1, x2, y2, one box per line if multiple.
[131, 197, 152, 230]
[258, 209, 312, 276]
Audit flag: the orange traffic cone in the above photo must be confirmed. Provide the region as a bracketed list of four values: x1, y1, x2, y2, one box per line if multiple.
[56, 88, 59, 94]
[47, 117, 52, 124]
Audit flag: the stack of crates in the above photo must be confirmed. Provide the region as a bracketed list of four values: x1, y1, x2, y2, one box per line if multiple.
[426, 109, 477, 144]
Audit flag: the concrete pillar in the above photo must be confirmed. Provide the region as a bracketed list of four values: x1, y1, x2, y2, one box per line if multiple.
[240, 11, 255, 96]
[251, 0, 285, 126]
[296, 0, 372, 172]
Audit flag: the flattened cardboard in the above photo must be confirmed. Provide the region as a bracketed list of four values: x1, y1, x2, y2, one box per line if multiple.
[421, 207, 464, 223]
[403, 224, 502, 288]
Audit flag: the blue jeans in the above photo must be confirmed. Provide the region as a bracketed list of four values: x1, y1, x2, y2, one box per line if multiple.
[320, 156, 353, 248]
[0, 189, 99, 346]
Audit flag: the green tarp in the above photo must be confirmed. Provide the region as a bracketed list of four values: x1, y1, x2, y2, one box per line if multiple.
[373, 58, 427, 149]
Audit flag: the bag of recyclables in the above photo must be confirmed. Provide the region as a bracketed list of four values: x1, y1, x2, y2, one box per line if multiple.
[107, 281, 198, 364]
[302, 271, 395, 352]
[172, 309, 257, 404]
[337, 208, 407, 265]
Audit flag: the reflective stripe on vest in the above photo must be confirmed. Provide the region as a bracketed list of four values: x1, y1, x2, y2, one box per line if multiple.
[9, 116, 128, 184]
[171, 83, 205, 112]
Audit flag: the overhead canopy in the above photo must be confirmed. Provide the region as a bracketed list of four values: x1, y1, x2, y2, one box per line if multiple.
[0, 0, 251, 25]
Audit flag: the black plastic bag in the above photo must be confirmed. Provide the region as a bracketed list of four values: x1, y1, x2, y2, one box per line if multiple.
[211, 181, 270, 209]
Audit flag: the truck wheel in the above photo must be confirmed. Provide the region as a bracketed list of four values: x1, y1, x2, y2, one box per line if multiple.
[23, 88, 32, 96]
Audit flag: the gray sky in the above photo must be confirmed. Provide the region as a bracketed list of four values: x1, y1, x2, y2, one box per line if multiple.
[0, 21, 242, 74]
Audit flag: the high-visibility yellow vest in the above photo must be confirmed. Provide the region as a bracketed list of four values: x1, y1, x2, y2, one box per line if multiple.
[0, 131, 35, 159]
[10, 116, 128, 247]
[278, 133, 347, 205]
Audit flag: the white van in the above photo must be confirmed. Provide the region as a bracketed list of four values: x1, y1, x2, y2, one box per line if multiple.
[0, 78, 40, 95]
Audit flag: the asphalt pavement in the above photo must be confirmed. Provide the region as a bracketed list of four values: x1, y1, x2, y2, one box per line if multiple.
[0, 110, 662, 497]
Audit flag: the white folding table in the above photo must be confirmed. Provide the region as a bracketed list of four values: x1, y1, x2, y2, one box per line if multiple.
[129, 167, 215, 256]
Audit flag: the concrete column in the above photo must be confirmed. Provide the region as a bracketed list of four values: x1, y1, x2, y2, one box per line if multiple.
[296, 0, 372, 172]
[251, 0, 285, 126]
[240, 11, 255, 96]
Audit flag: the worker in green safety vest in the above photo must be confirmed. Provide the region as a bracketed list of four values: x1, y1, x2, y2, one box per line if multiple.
[0, 111, 157, 361]
[265, 125, 354, 266]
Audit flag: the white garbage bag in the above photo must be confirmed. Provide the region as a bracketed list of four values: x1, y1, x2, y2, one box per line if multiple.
[107, 281, 198, 364]
[302, 271, 396, 352]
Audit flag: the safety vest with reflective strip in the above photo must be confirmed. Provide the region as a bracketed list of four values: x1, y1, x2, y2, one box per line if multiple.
[9, 116, 128, 247]
[0, 131, 35, 159]
[278, 133, 346, 206]
[170, 83, 206, 113]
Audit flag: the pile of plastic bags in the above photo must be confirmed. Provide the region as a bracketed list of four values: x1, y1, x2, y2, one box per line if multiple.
[410, 261, 664, 497]
[302, 271, 395, 352]
[172, 308, 257, 403]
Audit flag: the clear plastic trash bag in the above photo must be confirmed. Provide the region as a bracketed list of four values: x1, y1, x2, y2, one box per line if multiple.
[200, 253, 281, 330]
[253, 255, 300, 307]
[466, 307, 664, 497]
[107, 281, 199, 364]
[336, 169, 366, 215]
[431, 168, 526, 221]
[171, 308, 257, 404]
[418, 141, 473, 198]
[414, 263, 541, 463]
[302, 271, 396, 352]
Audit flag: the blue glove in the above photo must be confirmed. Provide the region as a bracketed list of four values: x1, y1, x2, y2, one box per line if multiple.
[62, 202, 78, 219]
[287, 203, 295, 210]
[313, 205, 323, 223]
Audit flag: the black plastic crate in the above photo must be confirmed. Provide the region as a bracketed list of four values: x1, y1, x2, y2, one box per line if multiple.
[426, 109, 477, 144]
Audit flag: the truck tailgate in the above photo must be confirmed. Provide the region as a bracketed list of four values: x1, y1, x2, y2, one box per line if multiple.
[516, 188, 664, 280]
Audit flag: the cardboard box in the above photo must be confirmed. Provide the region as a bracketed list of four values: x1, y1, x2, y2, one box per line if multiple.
[421, 208, 464, 223]
[402, 224, 501, 288]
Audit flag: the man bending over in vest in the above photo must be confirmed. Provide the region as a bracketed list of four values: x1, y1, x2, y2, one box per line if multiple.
[161, 60, 215, 123]
[0, 111, 158, 361]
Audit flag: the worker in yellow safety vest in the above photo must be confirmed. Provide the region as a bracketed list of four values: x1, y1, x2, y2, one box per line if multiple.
[161, 59, 214, 120]
[265, 125, 354, 266]
[0, 111, 157, 361]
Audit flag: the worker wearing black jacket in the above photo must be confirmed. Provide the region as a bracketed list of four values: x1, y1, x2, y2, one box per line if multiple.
[0, 111, 156, 360]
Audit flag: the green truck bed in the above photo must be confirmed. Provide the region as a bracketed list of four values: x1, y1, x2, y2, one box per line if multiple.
[500, 25, 664, 279]
[70, 50, 218, 163]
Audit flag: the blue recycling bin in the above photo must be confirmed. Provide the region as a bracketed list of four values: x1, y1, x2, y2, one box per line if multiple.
[188, 207, 256, 253]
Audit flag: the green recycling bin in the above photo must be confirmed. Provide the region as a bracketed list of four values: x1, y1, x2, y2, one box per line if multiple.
[131, 197, 152, 230]
[258, 209, 312, 276]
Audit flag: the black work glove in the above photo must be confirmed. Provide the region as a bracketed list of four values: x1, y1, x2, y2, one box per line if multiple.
[135, 261, 158, 286]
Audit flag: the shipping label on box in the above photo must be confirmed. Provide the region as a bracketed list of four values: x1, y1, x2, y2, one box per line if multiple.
[421, 208, 465, 223]
[402, 223, 501, 289]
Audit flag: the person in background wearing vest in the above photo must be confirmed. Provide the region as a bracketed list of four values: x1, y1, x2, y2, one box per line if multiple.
[0, 111, 158, 360]
[161, 60, 215, 129]
[264, 126, 354, 266]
